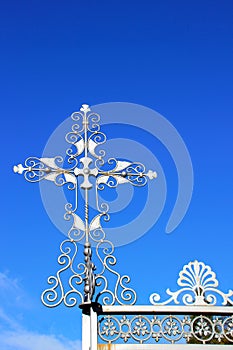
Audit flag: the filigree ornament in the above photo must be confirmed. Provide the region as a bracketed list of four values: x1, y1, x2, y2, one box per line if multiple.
[14, 104, 157, 306]
[42, 210, 137, 306]
[150, 260, 233, 306]
[98, 314, 233, 344]
[41, 239, 85, 307]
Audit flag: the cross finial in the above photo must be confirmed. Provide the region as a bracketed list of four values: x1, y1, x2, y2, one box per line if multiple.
[80, 104, 90, 112]
[14, 104, 157, 306]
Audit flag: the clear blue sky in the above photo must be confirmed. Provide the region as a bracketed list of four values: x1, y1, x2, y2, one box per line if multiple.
[1, 1, 233, 349]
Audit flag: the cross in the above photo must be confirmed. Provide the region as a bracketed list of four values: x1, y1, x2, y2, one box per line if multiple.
[73, 157, 98, 189]
[13, 104, 157, 306]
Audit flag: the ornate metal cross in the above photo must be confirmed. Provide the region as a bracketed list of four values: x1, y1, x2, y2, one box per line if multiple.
[14, 104, 157, 307]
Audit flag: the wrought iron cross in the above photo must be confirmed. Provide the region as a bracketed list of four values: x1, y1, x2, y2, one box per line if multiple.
[14, 104, 157, 307]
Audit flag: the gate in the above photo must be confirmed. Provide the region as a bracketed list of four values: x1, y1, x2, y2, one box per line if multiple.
[96, 260, 233, 348]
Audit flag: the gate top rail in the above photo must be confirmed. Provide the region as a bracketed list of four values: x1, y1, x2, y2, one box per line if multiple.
[100, 305, 233, 315]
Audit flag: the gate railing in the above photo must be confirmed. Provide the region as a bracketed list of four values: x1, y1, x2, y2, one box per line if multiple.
[98, 305, 233, 346]
[95, 260, 233, 348]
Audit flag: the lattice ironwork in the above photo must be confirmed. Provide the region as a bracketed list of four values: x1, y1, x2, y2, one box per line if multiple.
[14, 104, 157, 307]
[98, 314, 233, 344]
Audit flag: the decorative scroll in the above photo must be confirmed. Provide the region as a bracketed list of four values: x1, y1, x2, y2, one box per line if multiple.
[98, 314, 233, 344]
[13, 156, 77, 189]
[41, 213, 137, 306]
[93, 233, 137, 306]
[150, 260, 233, 306]
[41, 239, 85, 307]
[97, 159, 157, 190]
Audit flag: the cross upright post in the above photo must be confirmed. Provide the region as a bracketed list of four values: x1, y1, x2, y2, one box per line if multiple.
[13, 104, 157, 350]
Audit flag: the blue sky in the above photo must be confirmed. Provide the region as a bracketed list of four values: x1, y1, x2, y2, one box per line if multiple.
[1, 0, 233, 349]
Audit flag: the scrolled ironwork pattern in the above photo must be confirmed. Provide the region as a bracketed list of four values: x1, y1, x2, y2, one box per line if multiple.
[41, 215, 137, 306]
[13, 156, 77, 189]
[150, 260, 233, 306]
[41, 239, 85, 307]
[98, 314, 233, 344]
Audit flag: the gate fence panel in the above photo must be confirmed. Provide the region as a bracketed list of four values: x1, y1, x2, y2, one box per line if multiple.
[97, 305, 233, 346]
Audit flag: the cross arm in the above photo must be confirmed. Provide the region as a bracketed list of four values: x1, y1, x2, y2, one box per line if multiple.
[96, 159, 157, 189]
[13, 156, 77, 188]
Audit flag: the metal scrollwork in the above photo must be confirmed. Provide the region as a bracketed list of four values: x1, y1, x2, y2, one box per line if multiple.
[14, 104, 157, 307]
[41, 239, 85, 307]
[13, 156, 77, 189]
[150, 260, 233, 306]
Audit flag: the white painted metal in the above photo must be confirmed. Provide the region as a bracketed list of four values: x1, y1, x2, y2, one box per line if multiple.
[82, 312, 91, 350]
[13, 105, 233, 349]
[150, 260, 233, 307]
[99, 261, 233, 346]
[98, 312, 233, 345]
[14, 104, 156, 307]
[90, 307, 98, 350]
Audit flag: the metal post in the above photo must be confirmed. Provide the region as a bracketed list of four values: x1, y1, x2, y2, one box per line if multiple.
[82, 310, 90, 350]
[81, 303, 98, 350]
[90, 305, 98, 350]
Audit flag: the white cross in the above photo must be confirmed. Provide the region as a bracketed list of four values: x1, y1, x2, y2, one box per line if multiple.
[13, 104, 157, 304]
